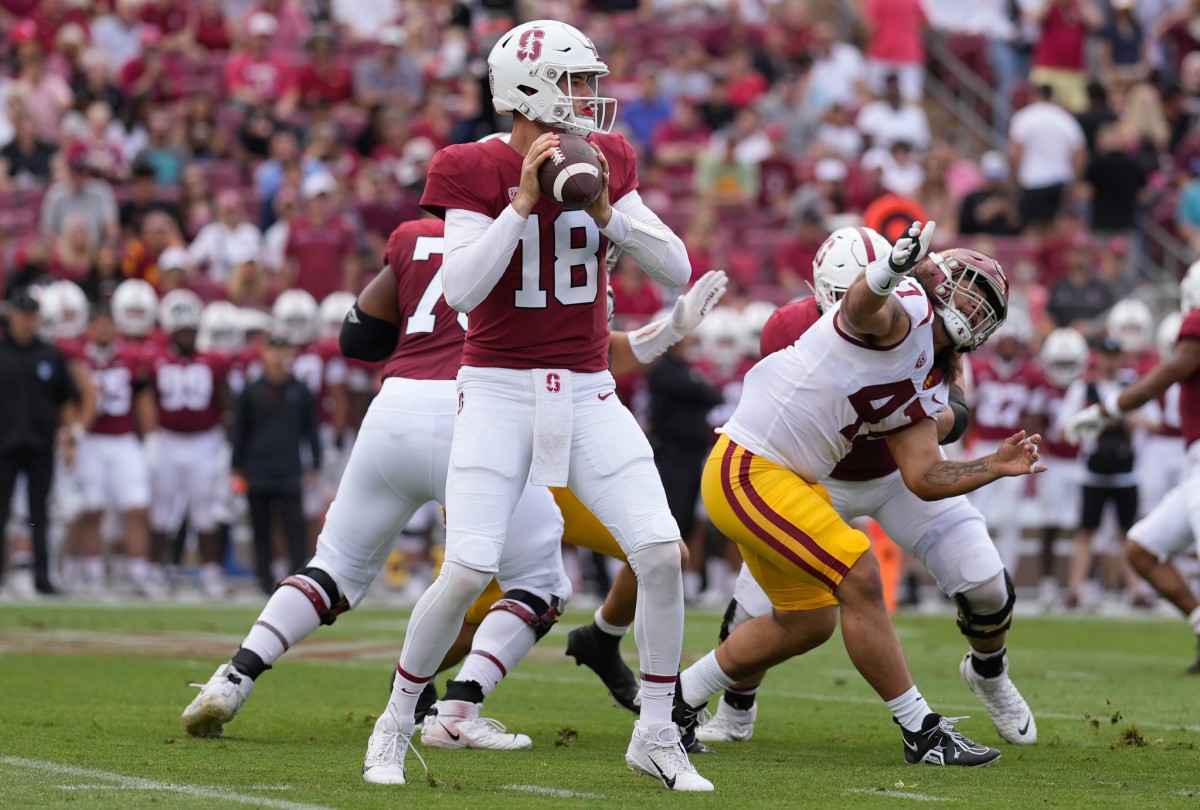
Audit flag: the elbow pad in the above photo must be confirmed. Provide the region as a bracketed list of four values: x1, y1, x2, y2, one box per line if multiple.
[338, 303, 399, 362]
[941, 384, 970, 446]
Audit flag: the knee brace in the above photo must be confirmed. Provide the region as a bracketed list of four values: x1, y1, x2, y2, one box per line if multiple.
[488, 589, 564, 640]
[278, 567, 350, 626]
[954, 570, 1015, 639]
[719, 598, 739, 642]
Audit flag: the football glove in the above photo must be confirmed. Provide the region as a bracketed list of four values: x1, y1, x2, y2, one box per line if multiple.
[866, 220, 937, 295]
[629, 269, 728, 365]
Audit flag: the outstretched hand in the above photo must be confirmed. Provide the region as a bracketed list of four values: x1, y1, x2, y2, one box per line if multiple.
[991, 430, 1047, 477]
[670, 270, 729, 336]
[888, 220, 937, 275]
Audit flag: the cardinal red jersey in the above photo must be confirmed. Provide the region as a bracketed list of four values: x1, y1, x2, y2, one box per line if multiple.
[227, 342, 263, 396]
[969, 354, 1043, 442]
[293, 337, 347, 423]
[420, 132, 640, 373]
[381, 219, 465, 381]
[1178, 309, 1200, 449]
[1032, 374, 1079, 458]
[77, 340, 150, 436]
[1156, 385, 1183, 438]
[149, 346, 228, 433]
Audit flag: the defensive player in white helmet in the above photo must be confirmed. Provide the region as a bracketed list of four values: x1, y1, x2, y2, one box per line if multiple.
[37, 280, 90, 343]
[197, 301, 246, 355]
[1032, 327, 1088, 607]
[1136, 312, 1188, 522]
[111, 279, 159, 339]
[1106, 298, 1155, 356]
[1066, 273, 1200, 670]
[699, 226, 1038, 751]
[319, 292, 357, 339]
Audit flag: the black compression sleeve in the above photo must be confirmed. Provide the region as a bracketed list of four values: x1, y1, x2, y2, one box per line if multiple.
[339, 303, 400, 362]
[941, 384, 970, 445]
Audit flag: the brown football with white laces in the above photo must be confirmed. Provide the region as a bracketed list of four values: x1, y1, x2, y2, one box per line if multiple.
[538, 133, 604, 210]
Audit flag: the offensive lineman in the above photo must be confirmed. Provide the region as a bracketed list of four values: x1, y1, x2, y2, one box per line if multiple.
[697, 227, 1036, 749]
[674, 222, 1044, 767]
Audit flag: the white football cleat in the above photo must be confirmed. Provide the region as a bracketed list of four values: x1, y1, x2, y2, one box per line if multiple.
[182, 662, 254, 738]
[420, 700, 532, 750]
[696, 700, 756, 743]
[363, 705, 420, 785]
[625, 722, 714, 792]
[960, 653, 1037, 745]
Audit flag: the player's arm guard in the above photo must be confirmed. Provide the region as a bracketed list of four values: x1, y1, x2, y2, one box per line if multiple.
[442, 207, 529, 312]
[338, 303, 399, 362]
[601, 191, 691, 287]
[940, 384, 970, 446]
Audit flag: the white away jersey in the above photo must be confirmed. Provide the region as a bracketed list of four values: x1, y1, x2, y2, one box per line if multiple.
[722, 277, 944, 481]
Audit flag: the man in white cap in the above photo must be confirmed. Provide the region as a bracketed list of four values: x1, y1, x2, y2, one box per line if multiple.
[225, 13, 298, 117]
[284, 173, 358, 300]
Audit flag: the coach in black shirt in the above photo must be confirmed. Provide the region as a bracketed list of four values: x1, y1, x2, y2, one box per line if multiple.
[0, 288, 84, 594]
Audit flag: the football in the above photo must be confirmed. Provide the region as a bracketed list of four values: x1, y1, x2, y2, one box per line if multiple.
[538, 133, 604, 210]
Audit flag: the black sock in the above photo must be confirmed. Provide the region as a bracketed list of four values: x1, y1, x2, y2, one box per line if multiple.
[589, 622, 621, 649]
[443, 679, 485, 704]
[723, 689, 757, 711]
[970, 646, 1006, 679]
[231, 648, 269, 681]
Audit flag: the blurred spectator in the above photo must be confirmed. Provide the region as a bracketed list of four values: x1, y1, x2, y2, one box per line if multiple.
[226, 241, 270, 307]
[11, 38, 73, 142]
[1116, 82, 1170, 174]
[119, 25, 183, 106]
[812, 102, 864, 159]
[40, 144, 119, 244]
[48, 22, 88, 82]
[1046, 237, 1117, 329]
[79, 240, 124, 304]
[724, 46, 769, 109]
[652, 98, 711, 183]
[959, 151, 1022, 236]
[808, 21, 865, 112]
[353, 26, 423, 111]
[791, 157, 851, 226]
[134, 107, 190, 186]
[1075, 81, 1117, 154]
[189, 190, 263, 287]
[752, 26, 799, 87]
[49, 213, 96, 282]
[1009, 84, 1086, 231]
[6, 235, 53, 293]
[727, 108, 772, 165]
[695, 136, 760, 211]
[1175, 162, 1200, 252]
[187, 0, 233, 54]
[623, 66, 674, 153]
[757, 66, 818, 157]
[773, 208, 825, 294]
[1098, 0, 1147, 90]
[71, 48, 124, 116]
[1160, 81, 1192, 152]
[656, 42, 712, 104]
[90, 0, 145, 73]
[224, 13, 298, 118]
[231, 332, 320, 595]
[1028, 0, 1102, 113]
[855, 73, 930, 152]
[260, 187, 298, 274]
[0, 111, 56, 189]
[122, 209, 182, 289]
[76, 101, 128, 181]
[699, 76, 736, 132]
[611, 255, 664, 320]
[864, 141, 924, 198]
[119, 161, 180, 237]
[182, 92, 229, 160]
[150, 243, 189, 293]
[1157, 0, 1200, 76]
[331, 0, 400, 44]
[251, 0, 312, 57]
[916, 146, 958, 240]
[178, 162, 216, 238]
[298, 25, 353, 111]
[1085, 124, 1147, 237]
[757, 123, 801, 217]
[863, 0, 927, 101]
[284, 173, 358, 299]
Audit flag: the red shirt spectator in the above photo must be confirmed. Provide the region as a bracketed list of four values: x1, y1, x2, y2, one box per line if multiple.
[297, 26, 352, 108]
[1032, 0, 1092, 71]
[224, 13, 298, 114]
[190, 0, 232, 52]
[285, 174, 358, 301]
[864, 0, 926, 64]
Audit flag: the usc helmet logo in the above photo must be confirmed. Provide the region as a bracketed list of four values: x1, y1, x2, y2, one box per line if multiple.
[516, 29, 544, 62]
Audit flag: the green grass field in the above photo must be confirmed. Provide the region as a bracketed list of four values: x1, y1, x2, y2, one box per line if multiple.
[2, 601, 1199, 808]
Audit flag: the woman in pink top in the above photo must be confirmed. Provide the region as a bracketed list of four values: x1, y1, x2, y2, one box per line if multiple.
[863, 0, 926, 101]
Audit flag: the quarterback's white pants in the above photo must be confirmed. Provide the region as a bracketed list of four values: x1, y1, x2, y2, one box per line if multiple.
[1138, 435, 1187, 516]
[1035, 454, 1081, 529]
[444, 366, 679, 573]
[77, 433, 150, 513]
[733, 469, 1003, 616]
[310, 377, 569, 608]
[1127, 442, 1200, 562]
[150, 428, 226, 534]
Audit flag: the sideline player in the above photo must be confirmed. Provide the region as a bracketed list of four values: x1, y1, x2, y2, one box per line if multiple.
[1065, 271, 1200, 669]
[365, 20, 710, 791]
[697, 227, 1036, 748]
[181, 217, 726, 750]
[675, 222, 1044, 768]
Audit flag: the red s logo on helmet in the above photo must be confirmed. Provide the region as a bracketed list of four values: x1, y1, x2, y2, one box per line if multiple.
[516, 29, 544, 62]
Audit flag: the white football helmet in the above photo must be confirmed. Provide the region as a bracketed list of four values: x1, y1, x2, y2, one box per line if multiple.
[740, 301, 776, 358]
[1156, 311, 1183, 359]
[1040, 327, 1089, 389]
[239, 306, 274, 338]
[993, 305, 1033, 345]
[812, 226, 892, 313]
[1182, 270, 1200, 314]
[488, 20, 615, 136]
[696, 306, 745, 371]
[1105, 299, 1154, 353]
[198, 300, 245, 353]
[318, 292, 356, 339]
[159, 288, 204, 334]
[111, 279, 159, 337]
[925, 248, 1010, 352]
[272, 289, 319, 346]
[38, 280, 89, 340]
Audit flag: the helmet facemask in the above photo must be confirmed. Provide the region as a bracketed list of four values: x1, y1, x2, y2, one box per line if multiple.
[926, 251, 1009, 353]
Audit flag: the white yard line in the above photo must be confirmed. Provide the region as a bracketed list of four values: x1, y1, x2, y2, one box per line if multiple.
[503, 784, 608, 799]
[846, 787, 954, 802]
[0, 755, 332, 810]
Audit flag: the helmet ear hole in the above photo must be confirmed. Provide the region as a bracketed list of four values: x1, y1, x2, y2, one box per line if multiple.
[518, 85, 539, 97]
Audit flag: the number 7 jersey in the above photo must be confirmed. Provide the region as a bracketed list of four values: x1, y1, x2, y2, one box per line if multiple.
[722, 277, 945, 482]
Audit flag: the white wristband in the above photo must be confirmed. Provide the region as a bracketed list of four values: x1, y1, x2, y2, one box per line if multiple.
[864, 258, 905, 296]
[628, 316, 682, 365]
[1102, 389, 1126, 419]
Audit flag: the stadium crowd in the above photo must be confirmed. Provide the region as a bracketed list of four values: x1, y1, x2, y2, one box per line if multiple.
[0, 0, 1196, 610]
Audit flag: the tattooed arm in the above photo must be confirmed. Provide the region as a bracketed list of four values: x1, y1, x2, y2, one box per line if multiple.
[886, 419, 1047, 501]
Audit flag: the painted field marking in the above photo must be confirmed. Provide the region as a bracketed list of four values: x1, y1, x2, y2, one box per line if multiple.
[0, 755, 332, 810]
[846, 787, 954, 802]
[504, 784, 608, 799]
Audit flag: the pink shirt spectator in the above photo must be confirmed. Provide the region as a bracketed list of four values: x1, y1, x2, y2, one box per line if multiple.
[864, 0, 925, 64]
[12, 69, 72, 142]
